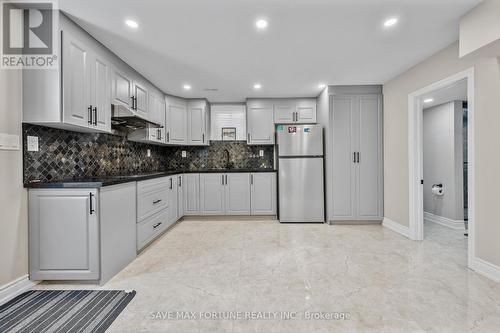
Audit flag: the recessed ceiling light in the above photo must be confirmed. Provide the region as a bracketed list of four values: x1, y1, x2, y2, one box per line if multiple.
[424, 98, 434, 103]
[383, 17, 398, 28]
[253, 83, 262, 90]
[318, 83, 326, 89]
[255, 19, 268, 30]
[183, 84, 192, 90]
[125, 19, 139, 29]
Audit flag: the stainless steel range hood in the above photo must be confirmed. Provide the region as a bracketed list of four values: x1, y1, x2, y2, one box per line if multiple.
[111, 104, 161, 131]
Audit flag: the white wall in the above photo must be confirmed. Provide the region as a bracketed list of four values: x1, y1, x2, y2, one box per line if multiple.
[460, 0, 500, 57]
[0, 69, 28, 286]
[423, 101, 464, 221]
[383, 41, 500, 267]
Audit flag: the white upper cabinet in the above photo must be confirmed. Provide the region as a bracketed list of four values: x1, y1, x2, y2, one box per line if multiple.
[62, 31, 91, 129]
[187, 100, 209, 146]
[295, 99, 317, 123]
[133, 81, 149, 117]
[112, 67, 134, 108]
[247, 99, 275, 145]
[210, 104, 246, 141]
[273, 100, 296, 123]
[91, 54, 112, 132]
[166, 96, 188, 144]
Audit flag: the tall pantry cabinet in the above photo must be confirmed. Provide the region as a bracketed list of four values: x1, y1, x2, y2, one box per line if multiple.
[330, 86, 383, 222]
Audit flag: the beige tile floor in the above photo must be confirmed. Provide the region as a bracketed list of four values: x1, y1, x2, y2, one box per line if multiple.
[36, 220, 500, 333]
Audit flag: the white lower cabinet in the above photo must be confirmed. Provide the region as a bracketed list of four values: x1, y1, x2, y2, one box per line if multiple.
[29, 183, 137, 282]
[188, 172, 276, 216]
[183, 173, 200, 215]
[250, 173, 277, 215]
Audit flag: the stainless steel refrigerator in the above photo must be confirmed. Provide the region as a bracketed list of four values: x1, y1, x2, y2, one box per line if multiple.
[277, 124, 325, 223]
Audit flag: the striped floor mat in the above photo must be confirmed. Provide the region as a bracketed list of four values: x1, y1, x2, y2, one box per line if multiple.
[0, 290, 136, 333]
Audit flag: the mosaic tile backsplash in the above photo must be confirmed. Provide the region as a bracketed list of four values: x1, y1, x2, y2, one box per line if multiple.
[23, 124, 275, 183]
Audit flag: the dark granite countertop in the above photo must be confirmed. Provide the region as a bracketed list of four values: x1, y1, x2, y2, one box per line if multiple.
[24, 169, 276, 189]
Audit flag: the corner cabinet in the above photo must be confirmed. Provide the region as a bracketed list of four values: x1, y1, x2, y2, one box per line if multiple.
[247, 100, 275, 145]
[29, 185, 137, 282]
[331, 92, 383, 221]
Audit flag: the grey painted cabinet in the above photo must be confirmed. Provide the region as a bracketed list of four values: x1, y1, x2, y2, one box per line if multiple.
[91, 55, 112, 132]
[250, 173, 277, 215]
[29, 189, 100, 280]
[29, 185, 137, 282]
[226, 173, 251, 215]
[272, 99, 317, 124]
[247, 100, 275, 145]
[133, 81, 149, 118]
[168, 176, 179, 223]
[331, 94, 383, 221]
[112, 67, 134, 108]
[200, 174, 226, 215]
[166, 96, 188, 144]
[187, 100, 209, 146]
[273, 100, 296, 123]
[295, 99, 317, 123]
[183, 173, 200, 215]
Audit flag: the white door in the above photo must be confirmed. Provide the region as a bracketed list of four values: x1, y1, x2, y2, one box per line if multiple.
[273, 100, 295, 123]
[91, 54, 111, 132]
[167, 103, 187, 144]
[134, 82, 148, 117]
[296, 99, 317, 123]
[112, 68, 133, 108]
[225, 173, 251, 215]
[29, 189, 99, 280]
[331, 96, 357, 220]
[200, 174, 226, 215]
[188, 104, 206, 145]
[356, 95, 383, 219]
[62, 31, 91, 128]
[247, 101, 274, 145]
[250, 173, 276, 215]
[183, 174, 200, 215]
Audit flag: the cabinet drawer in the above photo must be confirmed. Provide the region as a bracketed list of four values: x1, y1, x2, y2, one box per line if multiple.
[137, 209, 169, 251]
[137, 177, 170, 195]
[137, 187, 169, 221]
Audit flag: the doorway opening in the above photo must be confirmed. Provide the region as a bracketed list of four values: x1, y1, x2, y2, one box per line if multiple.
[408, 68, 475, 268]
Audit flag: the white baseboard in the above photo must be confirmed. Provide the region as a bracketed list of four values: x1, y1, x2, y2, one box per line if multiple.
[382, 218, 410, 238]
[471, 257, 500, 283]
[424, 212, 466, 230]
[0, 275, 39, 306]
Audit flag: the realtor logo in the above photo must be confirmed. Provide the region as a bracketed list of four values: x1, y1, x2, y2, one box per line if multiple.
[1, 0, 58, 69]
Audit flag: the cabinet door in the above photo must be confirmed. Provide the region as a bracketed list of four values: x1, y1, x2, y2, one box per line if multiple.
[183, 173, 200, 215]
[62, 31, 91, 128]
[29, 189, 99, 280]
[188, 103, 207, 145]
[112, 67, 133, 107]
[331, 96, 357, 220]
[158, 98, 166, 143]
[167, 102, 188, 144]
[356, 95, 383, 219]
[296, 99, 317, 123]
[134, 82, 148, 116]
[168, 176, 179, 224]
[247, 101, 274, 145]
[91, 54, 111, 132]
[250, 173, 277, 215]
[200, 174, 226, 215]
[273, 100, 295, 123]
[225, 173, 251, 215]
[177, 175, 184, 218]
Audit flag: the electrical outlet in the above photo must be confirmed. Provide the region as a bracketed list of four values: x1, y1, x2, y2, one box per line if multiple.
[259, 149, 264, 157]
[27, 136, 39, 152]
[182, 151, 187, 158]
[147, 149, 151, 157]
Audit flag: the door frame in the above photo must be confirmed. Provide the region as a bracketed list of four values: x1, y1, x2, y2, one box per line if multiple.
[408, 68, 475, 267]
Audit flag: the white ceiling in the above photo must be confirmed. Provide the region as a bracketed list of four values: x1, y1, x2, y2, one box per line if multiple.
[60, 0, 481, 102]
[422, 79, 468, 109]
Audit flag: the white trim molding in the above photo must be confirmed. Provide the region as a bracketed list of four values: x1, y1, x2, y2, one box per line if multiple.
[424, 212, 466, 230]
[0, 275, 38, 306]
[408, 68, 475, 266]
[471, 258, 500, 283]
[382, 218, 410, 238]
